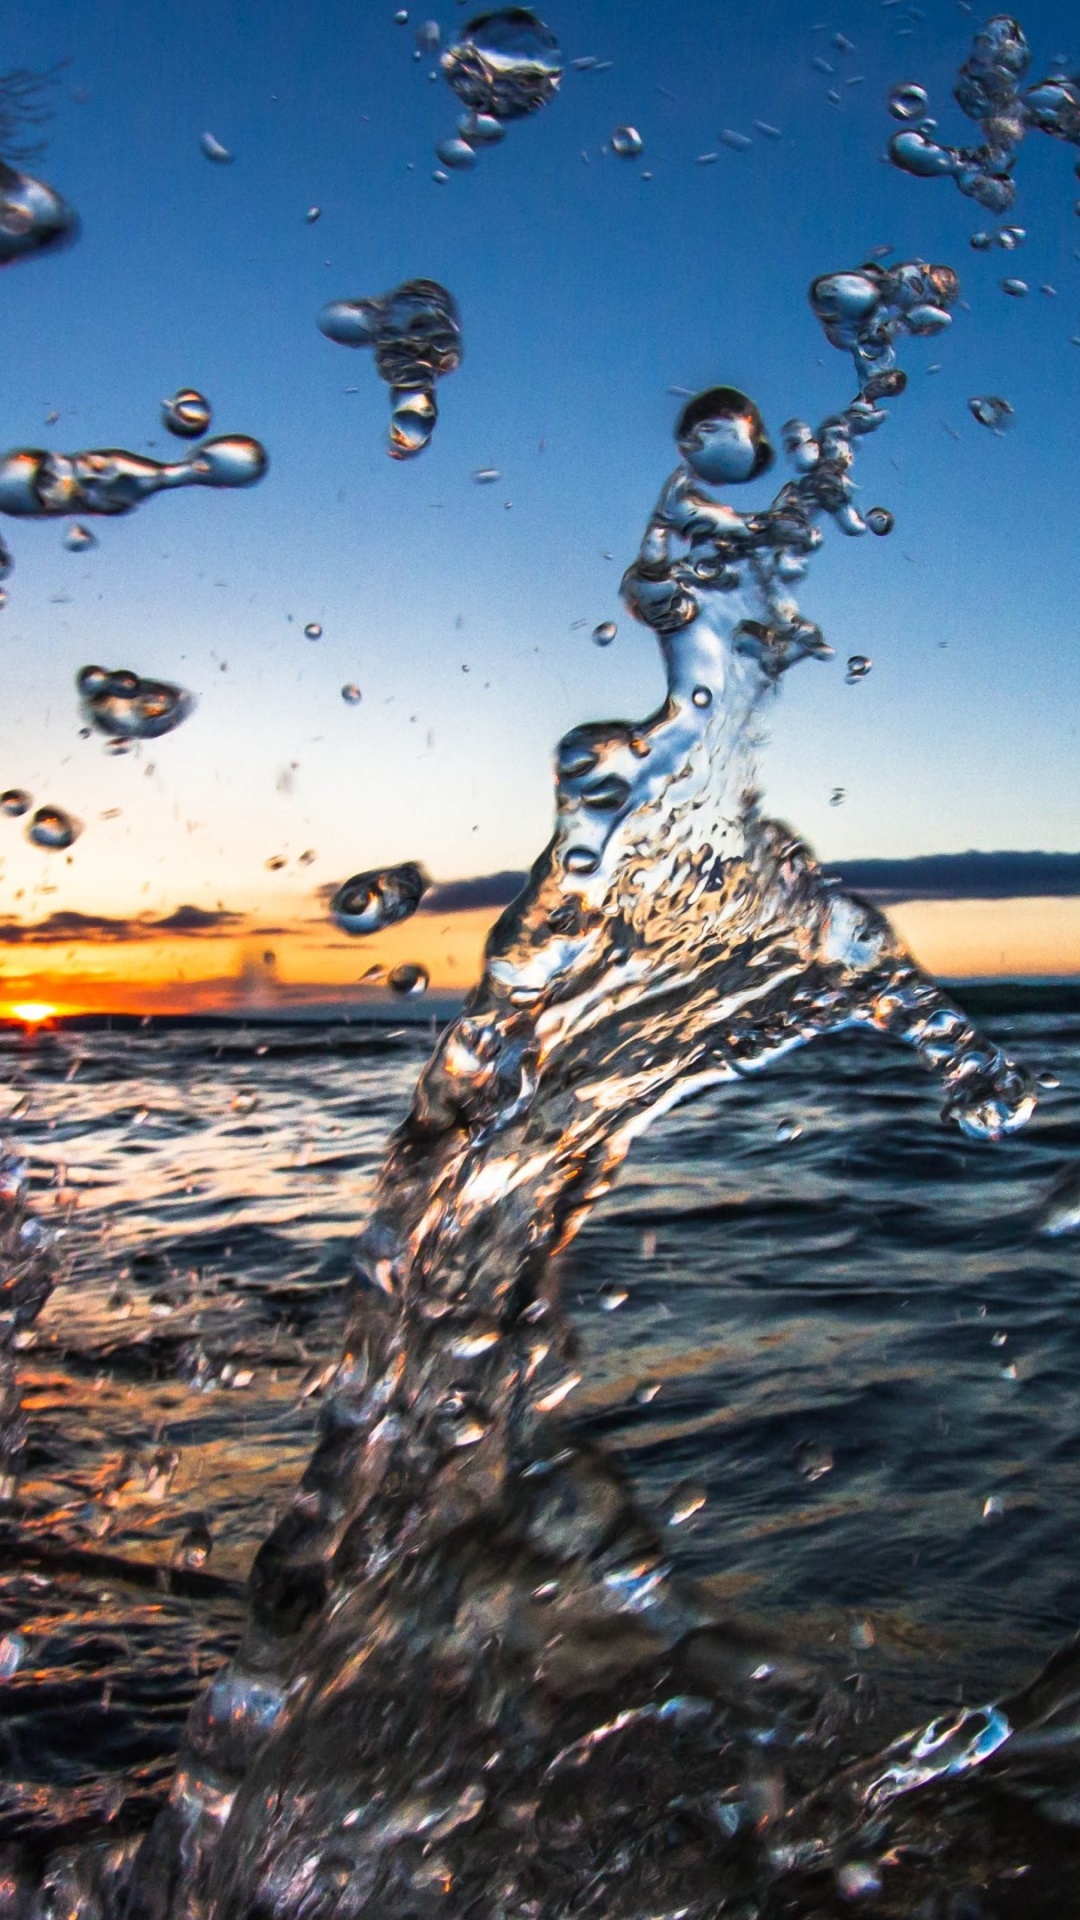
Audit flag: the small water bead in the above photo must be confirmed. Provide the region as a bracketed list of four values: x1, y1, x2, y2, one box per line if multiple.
[331, 862, 428, 935]
[676, 386, 774, 486]
[63, 523, 96, 552]
[846, 653, 872, 681]
[200, 131, 233, 164]
[389, 961, 429, 996]
[775, 1117, 803, 1143]
[795, 1439, 834, 1480]
[176, 1516, 213, 1569]
[458, 110, 505, 143]
[1034, 1162, 1080, 1237]
[442, 9, 562, 122]
[0, 536, 10, 580]
[1002, 277, 1028, 295]
[0, 437, 267, 519]
[305, 206, 321, 223]
[968, 394, 1013, 431]
[830, 787, 846, 806]
[634, 1379, 661, 1405]
[0, 161, 78, 268]
[598, 1284, 628, 1311]
[0, 789, 31, 817]
[982, 1493, 1005, 1522]
[663, 1482, 707, 1526]
[416, 18, 440, 53]
[162, 388, 212, 439]
[77, 666, 194, 741]
[473, 467, 501, 483]
[691, 685, 712, 707]
[341, 683, 362, 704]
[435, 136, 477, 170]
[865, 506, 894, 535]
[999, 225, 1025, 248]
[888, 81, 929, 119]
[304, 622, 322, 640]
[27, 805, 79, 850]
[394, 7, 408, 20]
[611, 125, 644, 158]
[592, 620, 617, 645]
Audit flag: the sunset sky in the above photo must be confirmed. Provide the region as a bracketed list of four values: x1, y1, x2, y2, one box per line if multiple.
[0, 0, 1078, 1017]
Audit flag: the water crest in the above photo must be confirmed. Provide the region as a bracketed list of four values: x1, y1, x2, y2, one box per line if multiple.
[0, 436, 268, 519]
[318, 279, 462, 460]
[76, 665, 195, 742]
[887, 13, 1080, 214]
[97, 256, 1057, 1920]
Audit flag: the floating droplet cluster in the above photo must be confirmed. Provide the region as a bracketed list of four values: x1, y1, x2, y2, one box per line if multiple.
[318, 279, 462, 460]
[0, 435, 268, 519]
[433, 10, 561, 176]
[887, 15, 1080, 215]
[77, 665, 195, 741]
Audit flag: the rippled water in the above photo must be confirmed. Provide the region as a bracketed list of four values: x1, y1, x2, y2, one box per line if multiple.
[2, 1006, 1078, 1894]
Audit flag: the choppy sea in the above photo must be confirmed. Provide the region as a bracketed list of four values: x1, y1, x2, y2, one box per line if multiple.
[1, 999, 1079, 1873]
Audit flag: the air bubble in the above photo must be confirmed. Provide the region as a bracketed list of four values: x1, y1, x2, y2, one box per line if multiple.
[611, 126, 644, 158]
[27, 804, 79, 850]
[331, 862, 429, 935]
[162, 389, 212, 438]
[592, 621, 617, 646]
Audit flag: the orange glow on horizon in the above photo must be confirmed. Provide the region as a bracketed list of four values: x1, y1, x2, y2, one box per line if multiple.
[6, 1002, 58, 1026]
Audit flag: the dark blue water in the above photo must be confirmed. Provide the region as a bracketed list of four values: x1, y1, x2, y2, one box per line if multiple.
[1, 1004, 1078, 1860]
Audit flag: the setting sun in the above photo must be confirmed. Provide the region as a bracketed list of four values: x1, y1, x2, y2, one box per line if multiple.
[5, 1003, 58, 1026]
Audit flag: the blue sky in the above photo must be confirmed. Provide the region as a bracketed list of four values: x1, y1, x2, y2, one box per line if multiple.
[0, 0, 1077, 946]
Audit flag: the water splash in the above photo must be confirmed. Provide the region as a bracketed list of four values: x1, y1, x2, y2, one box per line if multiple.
[887, 14, 1080, 214]
[99, 257, 1047, 1919]
[318, 279, 462, 460]
[77, 666, 195, 742]
[0, 435, 268, 519]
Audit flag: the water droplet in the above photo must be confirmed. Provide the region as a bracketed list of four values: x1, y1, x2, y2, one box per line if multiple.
[341, 682, 362, 704]
[0, 162, 78, 268]
[458, 110, 505, 143]
[0, 1631, 26, 1678]
[331, 862, 429, 935]
[176, 1516, 213, 1569]
[968, 394, 1013, 431]
[304, 621, 323, 640]
[63, 522, 96, 552]
[849, 1618, 875, 1650]
[305, 205, 321, 223]
[162, 388, 213, 438]
[982, 1493, 1005, 1521]
[435, 135, 477, 170]
[998, 224, 1025, 248]
[0, 437, 267, 519]
[1001, 277, 1028, 296]
[598, 1284, 628, 1311]
[865, 506, 894, 535]
[0, 789, 31, 817]
[27, 804, 79, 850]
[394, 7, 408, 21]
[200, 131, 233, 164]
[775, 1117, 803, 1143]
[592, 620, 617, 645]
[675, 386, 774, 485]
[319, 279, 461, 461]
[795, 1439, 834, 1481]
[77, 665, 194, 740]
[611, 125, 644, 158]
[442, 9, 562, 122]
[389, 961, 429, 996]
[663, 1481, 706, 1525]
[837, 1862, 883, 1900]
[1034, 1162, 1080, 1237]
[1037, 1072, 1061, 1090]
[472, 466, 501, 483]
[846, 653, 872, 681]
[416, 18, 440, 53]
[719, 127, 752, 150]
[634, 1379, 661, 1404]
[888, 81, 929, 119]
[830, 787, 845, 807]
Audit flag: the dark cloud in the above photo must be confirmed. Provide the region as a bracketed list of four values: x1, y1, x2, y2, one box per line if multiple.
[420, 871, 527, 914]
[829, 852, 1080, 903]
[0, 905, 245, 945]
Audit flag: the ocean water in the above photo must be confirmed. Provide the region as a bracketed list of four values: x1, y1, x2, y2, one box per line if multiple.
[2, 1005, 1079, 1909]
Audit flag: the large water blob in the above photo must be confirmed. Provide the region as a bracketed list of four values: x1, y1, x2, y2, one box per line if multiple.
[887, 13, 1080, 215]
[106, 256, 1053, 1920]
[318, 278, 462, 459]
[77, 665, 195, 742]
[434, 10, 561, 177]
[0, 435, 268, 519]
[0, 157, 77, 268]
[330, 862, 429, 934]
